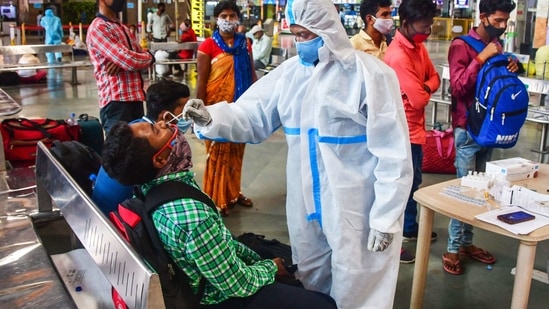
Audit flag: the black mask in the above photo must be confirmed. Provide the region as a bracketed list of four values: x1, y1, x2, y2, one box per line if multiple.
[108, 0, 126, 14]
[484, 21, 505, 39]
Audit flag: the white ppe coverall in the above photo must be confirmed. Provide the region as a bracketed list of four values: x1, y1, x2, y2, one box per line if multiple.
[194, 0, 413, 307]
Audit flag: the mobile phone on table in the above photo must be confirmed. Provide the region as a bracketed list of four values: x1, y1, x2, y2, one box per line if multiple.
[497, 211, 536, 225]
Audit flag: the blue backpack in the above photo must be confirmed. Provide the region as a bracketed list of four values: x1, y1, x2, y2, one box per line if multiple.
[458, 35, 529, 148]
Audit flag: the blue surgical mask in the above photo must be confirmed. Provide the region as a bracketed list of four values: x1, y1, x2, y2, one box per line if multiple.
[295, 36, 324, 66]
[175, 118, 192, 133]
[164, 111, 192, 133]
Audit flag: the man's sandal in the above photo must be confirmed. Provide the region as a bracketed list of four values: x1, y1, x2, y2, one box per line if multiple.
[443, 253, 464, 275]
[458, 246, 496, 264]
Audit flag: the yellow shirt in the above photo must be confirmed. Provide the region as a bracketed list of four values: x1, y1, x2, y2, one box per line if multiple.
[349, 30, 387, 60]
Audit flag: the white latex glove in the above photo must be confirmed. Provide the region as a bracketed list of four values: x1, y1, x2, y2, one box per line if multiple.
[183, 99, 212, 126]
[367, 229, 393, 252]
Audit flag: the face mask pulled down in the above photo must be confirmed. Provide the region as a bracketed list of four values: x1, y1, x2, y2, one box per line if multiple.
[156, 129, 193, 178]
[296, 36, 324, 66]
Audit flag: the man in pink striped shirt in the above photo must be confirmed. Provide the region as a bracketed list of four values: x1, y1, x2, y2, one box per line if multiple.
[87, 0, 154, 134]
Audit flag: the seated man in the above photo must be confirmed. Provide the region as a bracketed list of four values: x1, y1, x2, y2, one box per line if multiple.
[92, 80, 192, 215]
[174, 19, 198, 76]
[250, 25, 272, 70]
[17, 54, 47, 84]
[101, 120, 337, 308]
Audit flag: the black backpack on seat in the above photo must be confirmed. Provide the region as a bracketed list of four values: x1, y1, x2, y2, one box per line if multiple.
[49, 140, 101, 196]
[109, 181, 216, 309]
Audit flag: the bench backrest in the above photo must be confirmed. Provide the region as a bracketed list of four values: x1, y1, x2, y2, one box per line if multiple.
[149, 42, 200, 58]
[0, 44, 75, 64]
[34, 142, 165, 309]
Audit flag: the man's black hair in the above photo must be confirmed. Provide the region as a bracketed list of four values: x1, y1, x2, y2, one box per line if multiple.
[214, 0, 241, 19]
[479, 0, 516, 15]
[145, 80, 190, 121]
[157, 2, 165, 9]
[102, 122, 158, 186]
[360, 0, 392, 22]
[398, 0, 437, 24]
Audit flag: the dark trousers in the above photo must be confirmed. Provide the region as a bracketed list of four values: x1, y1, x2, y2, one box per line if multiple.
[100, 101, 144, 136]
[404, 143, 423, 234]
[202, 282, 337, 309]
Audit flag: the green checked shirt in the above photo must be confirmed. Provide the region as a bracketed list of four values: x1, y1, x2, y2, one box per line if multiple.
[141, 171, 277, 305]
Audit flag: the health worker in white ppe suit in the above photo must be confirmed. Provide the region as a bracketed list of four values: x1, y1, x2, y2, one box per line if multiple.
[184, 0, 413, 307]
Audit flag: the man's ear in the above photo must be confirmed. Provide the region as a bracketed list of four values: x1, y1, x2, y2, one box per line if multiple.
[152, 152, 169, 168]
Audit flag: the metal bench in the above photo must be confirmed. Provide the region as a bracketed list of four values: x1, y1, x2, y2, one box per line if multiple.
[256, 47, 289, 76]
[34, 142, 166, 308]
[0, 44, 93, 85]
[0, 87, 22, 116]
[148, 42, 199, 80]
[429, 93, 452, 127]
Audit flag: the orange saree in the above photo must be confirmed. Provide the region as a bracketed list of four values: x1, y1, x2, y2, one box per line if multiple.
[203, 53, 246, 213]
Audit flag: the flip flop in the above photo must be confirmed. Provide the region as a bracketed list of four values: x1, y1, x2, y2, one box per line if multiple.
[458, 246, 496, 264]
[443, 253, 464, 275]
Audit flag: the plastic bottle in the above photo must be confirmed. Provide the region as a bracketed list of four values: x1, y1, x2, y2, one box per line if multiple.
[66, 113, 78, 126]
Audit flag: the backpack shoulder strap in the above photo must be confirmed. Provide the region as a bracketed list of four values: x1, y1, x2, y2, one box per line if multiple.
[456, 35, 485, 54]
[139, 180, 212, 302]
[143, 180, 217, 214]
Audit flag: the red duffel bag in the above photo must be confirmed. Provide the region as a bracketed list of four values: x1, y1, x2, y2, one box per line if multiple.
[1, 118, 80, 162]
[422, 128, 456, 174]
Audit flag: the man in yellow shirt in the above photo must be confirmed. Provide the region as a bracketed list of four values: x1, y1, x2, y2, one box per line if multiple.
[350, 0, 393, 60]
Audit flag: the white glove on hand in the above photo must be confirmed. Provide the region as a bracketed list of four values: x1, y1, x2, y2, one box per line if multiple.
[183, 99, 212, 126]
[367, 229, 393, 252]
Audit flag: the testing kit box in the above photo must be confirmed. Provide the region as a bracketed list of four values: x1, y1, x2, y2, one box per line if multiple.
[485, 157, 539, 182]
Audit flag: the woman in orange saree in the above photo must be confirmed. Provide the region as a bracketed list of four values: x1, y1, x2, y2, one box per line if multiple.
[196, 1, 257, 216]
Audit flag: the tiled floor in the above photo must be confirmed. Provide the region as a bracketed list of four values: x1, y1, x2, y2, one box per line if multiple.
[2, 35, 549, 308]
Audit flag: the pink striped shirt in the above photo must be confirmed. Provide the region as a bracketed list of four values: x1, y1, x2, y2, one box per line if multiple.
[87, 15, 153, 108]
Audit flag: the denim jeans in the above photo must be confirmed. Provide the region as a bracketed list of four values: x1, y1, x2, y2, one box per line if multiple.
[447, 127, 493, 253]
[404, 144, 423, 234]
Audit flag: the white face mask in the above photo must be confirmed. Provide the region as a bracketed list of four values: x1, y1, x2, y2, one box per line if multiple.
[372, 16, 394, 35]
[217, 18, 239, 33]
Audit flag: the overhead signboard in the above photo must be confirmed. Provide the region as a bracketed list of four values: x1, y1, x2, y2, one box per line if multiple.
[454, 0, 469, 9]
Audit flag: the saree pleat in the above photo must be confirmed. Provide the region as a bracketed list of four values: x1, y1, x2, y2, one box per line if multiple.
[203, 53, 246, 211]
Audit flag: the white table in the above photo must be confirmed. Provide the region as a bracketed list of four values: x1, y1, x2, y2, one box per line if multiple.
[411, 164, 549, 309]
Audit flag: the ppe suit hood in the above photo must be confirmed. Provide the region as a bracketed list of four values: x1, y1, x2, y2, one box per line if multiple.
[45, 9, 54, 17]
[286, 0, 355, 66]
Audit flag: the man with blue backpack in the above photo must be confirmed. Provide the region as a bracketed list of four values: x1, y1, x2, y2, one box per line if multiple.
[444, 0, 520, 275]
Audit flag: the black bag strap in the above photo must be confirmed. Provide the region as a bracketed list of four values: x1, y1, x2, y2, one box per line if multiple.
[25, 118, 63, 139]
[2, 118, 57, 139]
[141, 180, 217, 302]
[144, 180, 217, 214]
